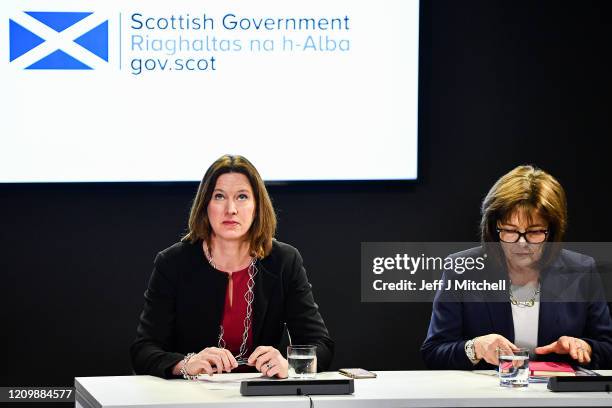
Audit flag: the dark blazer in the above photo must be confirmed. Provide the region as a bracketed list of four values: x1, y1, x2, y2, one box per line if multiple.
[131, 239, 334, 378]
[421, 247, 612, 370]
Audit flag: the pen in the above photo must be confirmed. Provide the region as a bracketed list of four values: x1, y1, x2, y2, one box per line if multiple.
[235, 323, 292, 366]
[575, 366, 600, 376]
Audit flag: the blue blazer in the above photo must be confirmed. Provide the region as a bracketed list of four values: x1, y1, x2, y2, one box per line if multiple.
[421, 247, 612, 369]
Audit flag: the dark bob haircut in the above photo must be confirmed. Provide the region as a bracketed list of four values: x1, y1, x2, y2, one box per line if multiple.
[182, 154, 277, 259]
[480, 165, 567, 268]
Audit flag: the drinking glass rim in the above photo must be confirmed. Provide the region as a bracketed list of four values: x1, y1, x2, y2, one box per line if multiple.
[288, 345, 317, 349]
[497, 347, 530, 357]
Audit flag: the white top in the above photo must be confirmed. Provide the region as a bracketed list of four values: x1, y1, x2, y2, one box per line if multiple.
[510, 282, 541, 350]
[75, 371, 612, 408]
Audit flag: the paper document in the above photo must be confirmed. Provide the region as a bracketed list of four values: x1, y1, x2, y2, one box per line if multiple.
[196, 373, 266, 390]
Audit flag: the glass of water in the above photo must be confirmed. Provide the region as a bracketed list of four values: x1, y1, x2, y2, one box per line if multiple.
[287, 345, 317, 379]
[498, 347, 529, 388]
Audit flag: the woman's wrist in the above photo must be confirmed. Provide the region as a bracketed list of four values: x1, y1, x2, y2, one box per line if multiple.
[465, 338, 480, 363]
[178, 353, 198, 380]
[472, 336, 482, 360]
[171, 360, 184, 376]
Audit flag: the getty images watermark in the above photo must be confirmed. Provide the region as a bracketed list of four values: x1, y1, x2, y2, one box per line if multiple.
[361, 242, 612, 302]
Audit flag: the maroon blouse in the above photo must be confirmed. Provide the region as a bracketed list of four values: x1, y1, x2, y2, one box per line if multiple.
[220, 266, 253, 357]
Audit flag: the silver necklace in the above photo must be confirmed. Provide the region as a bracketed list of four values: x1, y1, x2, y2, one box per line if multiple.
[509, 282, 540, 308]
[204, 243, 257, 360]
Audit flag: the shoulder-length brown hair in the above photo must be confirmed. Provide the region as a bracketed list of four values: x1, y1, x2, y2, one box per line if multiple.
[182, 155, 276, 259]
[480, 165, 567, 268]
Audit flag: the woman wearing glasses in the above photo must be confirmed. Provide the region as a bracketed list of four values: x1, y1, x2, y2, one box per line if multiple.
[421, 165, 612, 369]
[130, 155, 334, 379]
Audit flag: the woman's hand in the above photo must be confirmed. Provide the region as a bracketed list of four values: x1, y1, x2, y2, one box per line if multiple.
[473, 334, 519, 365]
[174, 347, 238, 377]
[247, 346, 289, 378]
[535, 336, 592, 364]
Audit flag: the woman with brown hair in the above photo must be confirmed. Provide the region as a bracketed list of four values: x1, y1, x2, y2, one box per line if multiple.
[421, 165, 612, 369]
[131, 155, 334, 379]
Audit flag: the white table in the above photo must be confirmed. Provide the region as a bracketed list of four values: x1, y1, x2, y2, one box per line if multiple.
[75, 370, 612, 408]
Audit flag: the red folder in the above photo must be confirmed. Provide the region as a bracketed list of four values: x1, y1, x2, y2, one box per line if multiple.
[529, 362, 576, 377]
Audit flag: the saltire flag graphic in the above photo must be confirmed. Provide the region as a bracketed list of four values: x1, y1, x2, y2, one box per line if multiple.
[9, 11, 108, 69]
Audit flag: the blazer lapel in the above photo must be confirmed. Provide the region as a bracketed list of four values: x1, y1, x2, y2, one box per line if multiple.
[483, 260, 514, 341]
[537, 263, 568, 346]
[537, 301, 560, 346]
[486, 301, 514, 341]
[185, 240, 227, 349]
[251, 261, 277, 346]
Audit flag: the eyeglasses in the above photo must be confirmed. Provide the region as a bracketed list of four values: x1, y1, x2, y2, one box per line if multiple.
[496, 228, 548, 244]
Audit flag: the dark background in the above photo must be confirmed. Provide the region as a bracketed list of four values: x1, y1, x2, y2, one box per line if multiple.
[2, 0, 611, 387]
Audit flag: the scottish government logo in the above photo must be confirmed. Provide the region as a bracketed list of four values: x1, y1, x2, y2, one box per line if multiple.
[9, 11, 108, 69]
